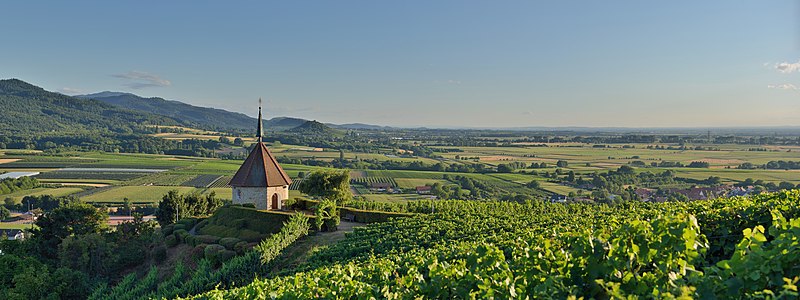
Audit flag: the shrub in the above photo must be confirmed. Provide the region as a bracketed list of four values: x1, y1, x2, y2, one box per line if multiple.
[231, 218, 247, 229]
[153, 245, 168, 263]
[218, 250, 236, 263]
[177, 218, 198, 228]
[234, 241, 249, 254]
[196, 219, 209, 230]
[185, 235, 198, 247]
[162, 224, 175, 236]
[173, 229, 189, 243]
[219, 237, 241, 250]
[204, 244, 227, 264]
[283, 197, 298, 208]
[191, 244, 207, 260]
[197, 235, 221, 244]
[173, 224, 186, 231]
[340, 207, 411, 223]
[165, 235, 178, 247]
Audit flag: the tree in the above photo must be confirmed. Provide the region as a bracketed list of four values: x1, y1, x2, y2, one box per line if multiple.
[430, 182, 450, 199]
[450, 186, 463, 200]
[156, 190, 223, 226]
[233, 138, 244, 146]
[556, 160, 569, 168]
[705, 176, 721, 186]
[299, 169, 351, 203]
[33, 202, 108, 259]
[123, 197, 133, 216]
[526, 180, 540, 189]
[156, 190, 184, 226]
[497, 164, 514, 173]
[778, 181, 795, 191]
[617, 165, 635, 175]
[58, 233, 115, 276]
[566, 171, 576, 182]
[0, 206, 9, 221]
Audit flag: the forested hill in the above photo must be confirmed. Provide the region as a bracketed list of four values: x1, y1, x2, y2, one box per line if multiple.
[0, 79, 178, 135]
[292, 120, 339, 135]
[77, 92, 257, 130]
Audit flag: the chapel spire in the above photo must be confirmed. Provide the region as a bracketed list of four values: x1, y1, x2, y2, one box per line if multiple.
[256, 98, 263, 142]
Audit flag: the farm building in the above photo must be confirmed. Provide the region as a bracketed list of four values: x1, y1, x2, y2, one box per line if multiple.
[370, 182, 392, 191]
[1, 229, 25, 240]
[229, 101, 292, 210]
[416, 186, 432, 194]
[550, 195, 568, 203]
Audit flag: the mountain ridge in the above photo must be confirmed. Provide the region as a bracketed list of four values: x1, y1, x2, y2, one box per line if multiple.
[0, 79, 178, 135]
[76, 92, 257, 131]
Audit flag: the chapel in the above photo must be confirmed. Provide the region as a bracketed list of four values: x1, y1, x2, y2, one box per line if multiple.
[229, 100, 292, 210]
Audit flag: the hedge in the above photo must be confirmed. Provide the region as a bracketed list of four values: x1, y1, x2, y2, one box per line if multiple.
[295, 199, 412, 224]
[339, 207, 412, 223]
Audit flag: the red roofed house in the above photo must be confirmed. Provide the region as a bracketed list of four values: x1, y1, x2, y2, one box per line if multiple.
[229, 100, 292, 210]
[416, 186, 432, 194]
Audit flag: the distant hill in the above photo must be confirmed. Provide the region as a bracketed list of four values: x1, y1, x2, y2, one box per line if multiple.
[291, 120, 338, 135]
[76, 92, 257, 130]
[76, 92, 326, 132]
[0, 79, 177, 135]
[331, 123, 395, 130]
[266, 117, 309, 130]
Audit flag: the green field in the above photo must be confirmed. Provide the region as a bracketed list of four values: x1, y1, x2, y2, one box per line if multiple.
[3, 141, 799, 205]
[0, 223, 36, 230]
[538, 181, 582, 195]
[81, 186, 202, 204]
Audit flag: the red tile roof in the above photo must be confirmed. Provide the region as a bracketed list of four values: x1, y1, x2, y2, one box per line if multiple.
[229, 142, 292, 187]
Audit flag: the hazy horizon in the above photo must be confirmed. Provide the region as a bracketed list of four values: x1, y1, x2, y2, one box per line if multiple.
[2, 1, 799, 128]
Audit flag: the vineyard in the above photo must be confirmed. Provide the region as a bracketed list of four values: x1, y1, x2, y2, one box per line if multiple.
[37, 171, 147, 181]
[288, 179, 303, 190]
[350, 176, 398, 188]
[208, 176, 233, 188]
[70, 186, 116, 199]
[181, 175, 223, 188]
[123, 173, 197, 187]
[192, 190, 800, 299]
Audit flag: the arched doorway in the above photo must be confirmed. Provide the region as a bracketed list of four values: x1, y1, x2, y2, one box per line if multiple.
[271, 194, 279, 210]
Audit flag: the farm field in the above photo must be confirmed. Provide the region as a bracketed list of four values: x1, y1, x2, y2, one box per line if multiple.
[80, 186, 202, 204]
[672, 168, 800, 184]
[0, 223, 36, 230]
[538, 181, 582, 195]
[37, 178, 120, 185]
[2, 140, 800, 208]
[439, 144, 800, 169]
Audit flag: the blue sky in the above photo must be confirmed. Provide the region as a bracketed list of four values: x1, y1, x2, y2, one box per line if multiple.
[1, 1, 799, 127]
